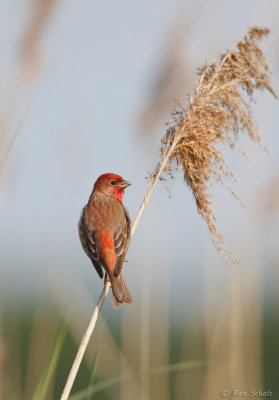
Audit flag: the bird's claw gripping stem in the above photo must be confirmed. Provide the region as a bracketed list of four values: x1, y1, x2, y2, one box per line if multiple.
[104, 273, 110, 285]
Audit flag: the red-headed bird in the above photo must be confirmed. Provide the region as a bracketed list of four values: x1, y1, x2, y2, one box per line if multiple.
[78, 173, 132, 308]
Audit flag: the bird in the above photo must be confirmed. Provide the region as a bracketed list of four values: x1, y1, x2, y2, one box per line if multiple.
[78, 173, 132, 308]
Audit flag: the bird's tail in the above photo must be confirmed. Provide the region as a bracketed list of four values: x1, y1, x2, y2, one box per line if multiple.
[110, 270, 132, 308]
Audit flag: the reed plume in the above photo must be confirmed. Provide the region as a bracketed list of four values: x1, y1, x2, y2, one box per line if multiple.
[151, 26, 277, 264]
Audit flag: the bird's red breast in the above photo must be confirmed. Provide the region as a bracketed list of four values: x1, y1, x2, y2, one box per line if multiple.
[97, 230, 116, 269]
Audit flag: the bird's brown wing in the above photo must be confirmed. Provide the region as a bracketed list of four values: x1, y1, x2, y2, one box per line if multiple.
[78, 207, 104, 279]
[114, 206, 132, 277]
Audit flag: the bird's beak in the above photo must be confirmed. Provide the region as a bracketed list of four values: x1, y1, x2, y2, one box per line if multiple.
[116, 180, 131, 189]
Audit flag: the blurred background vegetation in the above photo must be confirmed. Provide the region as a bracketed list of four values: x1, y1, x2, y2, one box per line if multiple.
[0, 0, 278, 399]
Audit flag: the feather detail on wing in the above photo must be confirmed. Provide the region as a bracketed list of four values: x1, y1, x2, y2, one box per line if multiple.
[114, 206, 132, 277]
[78, 206, 104, 279]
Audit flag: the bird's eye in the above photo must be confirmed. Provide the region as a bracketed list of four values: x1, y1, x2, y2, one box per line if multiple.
[111, 181, 116, 185]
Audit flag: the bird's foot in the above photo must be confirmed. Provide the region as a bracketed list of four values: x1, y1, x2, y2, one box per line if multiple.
[104, 273, 110, 285]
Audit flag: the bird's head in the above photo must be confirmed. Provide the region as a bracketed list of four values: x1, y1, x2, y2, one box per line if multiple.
[93, 173, 131, 202]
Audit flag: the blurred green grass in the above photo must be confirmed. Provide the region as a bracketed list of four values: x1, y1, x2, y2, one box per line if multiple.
[1, 298, 207, 400]
[1, 287, 278, 400]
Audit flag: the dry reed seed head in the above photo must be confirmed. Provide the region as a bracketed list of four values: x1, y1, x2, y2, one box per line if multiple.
[156, 26, 277, 265]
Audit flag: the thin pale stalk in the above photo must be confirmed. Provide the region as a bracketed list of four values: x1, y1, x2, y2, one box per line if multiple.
[131, 137, 178, 236]
[60, 283, 111, 400]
